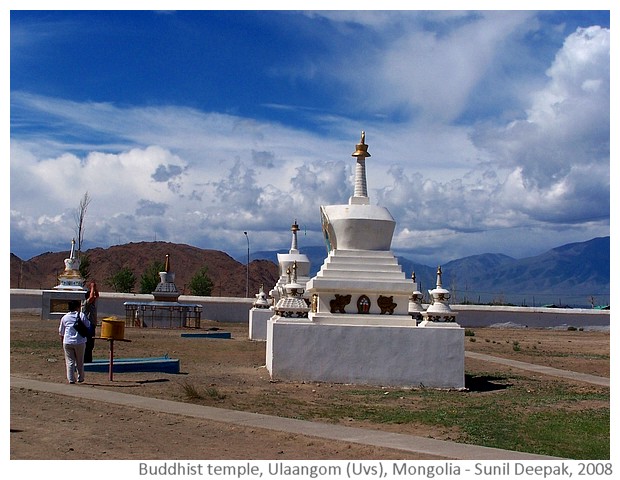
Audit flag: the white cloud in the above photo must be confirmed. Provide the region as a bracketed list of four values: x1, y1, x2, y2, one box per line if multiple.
[9, 17, 610, 265]
[470, 25, 609, 226]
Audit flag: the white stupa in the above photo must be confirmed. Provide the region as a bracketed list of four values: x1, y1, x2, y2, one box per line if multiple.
[54, 238, 86, 290]
[266, 132, 465, 388]
[420, 266, 458, 324]
[253, 284, 270, 309]
[306, 131, 413, 321]
[407, 272, 425, 322]
[42, 238, 87, 321]
[152, 254, 180, 302]
[249, 221, 312, 341]
[124, 254, 203, 328]
[270, 220, 311, 306]
[273, 261, 310, 318]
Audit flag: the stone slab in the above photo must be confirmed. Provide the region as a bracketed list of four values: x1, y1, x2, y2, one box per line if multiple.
[180, 332, 231, 339]
[84, 356, 180, 374]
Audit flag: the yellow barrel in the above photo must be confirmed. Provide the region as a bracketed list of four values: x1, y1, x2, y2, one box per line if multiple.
[100, 316, 125, 340]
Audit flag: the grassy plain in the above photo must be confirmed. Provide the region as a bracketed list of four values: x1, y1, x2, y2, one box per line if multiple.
[10, 312, 609, 459]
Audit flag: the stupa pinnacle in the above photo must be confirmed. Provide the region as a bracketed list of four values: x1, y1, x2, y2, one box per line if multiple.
[350, 130, 371, 204]
[290, 220, 300, 253]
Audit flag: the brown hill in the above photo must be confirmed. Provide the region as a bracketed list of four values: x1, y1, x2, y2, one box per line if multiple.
[10, 241, 279, 298]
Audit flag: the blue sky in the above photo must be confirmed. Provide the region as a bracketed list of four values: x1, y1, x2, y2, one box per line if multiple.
[7, 6, 611, 266]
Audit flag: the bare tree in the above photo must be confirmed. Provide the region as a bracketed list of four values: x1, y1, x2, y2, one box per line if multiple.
[74, 191, 92, 255]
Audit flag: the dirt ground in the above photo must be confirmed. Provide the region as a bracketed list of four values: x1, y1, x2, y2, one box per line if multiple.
[9, 312, 610, 460]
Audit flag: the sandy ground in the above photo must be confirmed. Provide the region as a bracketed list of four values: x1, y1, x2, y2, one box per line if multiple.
[9, 312, 609, 460]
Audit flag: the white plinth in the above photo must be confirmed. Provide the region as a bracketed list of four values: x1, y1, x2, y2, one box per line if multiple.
[266, 317, 465, 388]
[249, 308, 273, 341]
[41, 289, 87, 321]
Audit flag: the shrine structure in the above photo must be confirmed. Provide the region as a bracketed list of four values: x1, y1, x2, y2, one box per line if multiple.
[41, 239, 87, 321]
[266, 133, 464, 388]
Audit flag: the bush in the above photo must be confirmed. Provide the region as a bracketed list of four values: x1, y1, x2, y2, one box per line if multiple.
[188, 266, 214, 296]
[140, 261, 165, 294]
[181, 382, 203, 400]
[106, 266, 136, 293]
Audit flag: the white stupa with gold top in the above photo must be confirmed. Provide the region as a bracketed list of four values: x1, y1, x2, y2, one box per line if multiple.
[270, 220, 311, 307]
[250, 220, 312, 341]
[266, 132, 465, 388]
[307, 131, 413, 322]
[54, 238, 86, 290]
[42, 238, 88, 321]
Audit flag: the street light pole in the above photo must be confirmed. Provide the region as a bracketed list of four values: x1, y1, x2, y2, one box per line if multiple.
[243, 231, 249, 297]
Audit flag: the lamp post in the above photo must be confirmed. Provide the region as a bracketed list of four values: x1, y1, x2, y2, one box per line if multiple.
[243, 231, 249, 297]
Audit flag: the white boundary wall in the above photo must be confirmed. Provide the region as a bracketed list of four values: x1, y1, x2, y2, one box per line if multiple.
[10, 289, 254, 323]
[10, 289, 609, 329]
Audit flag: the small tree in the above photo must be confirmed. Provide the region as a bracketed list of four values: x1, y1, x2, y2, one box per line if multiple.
[78, 254, 91, 281]
[106, 266, 136, 293]
[140, 261, 165, 294]
[74, 191, 92, 253]
[188, 266, 214, 296]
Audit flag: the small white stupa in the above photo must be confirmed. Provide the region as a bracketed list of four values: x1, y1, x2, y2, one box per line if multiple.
[253, 284, 271, 309]
[249, 221, 312, 341]
[54, 238, 86, 290]
[407, 272, 425, 323]
[124, 254, 202, 328]
[270, 220, 311, 305]
[152, 254, 180, 302]
[420, 266, 458, 324]
[273, 261, 310, 318]
[266, 132, 465, 388]
[42, 238, 87, 321]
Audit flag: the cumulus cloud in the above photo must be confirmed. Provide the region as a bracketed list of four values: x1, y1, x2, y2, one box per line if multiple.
[372, 25, 609, 263]
[471, 26, 609, 225]
[9, 14, 610, 266]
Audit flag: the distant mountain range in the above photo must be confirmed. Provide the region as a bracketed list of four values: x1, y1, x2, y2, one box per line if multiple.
[11, 236, 609, 308]
[10, 242, 279, 298]
[252, 236, 610, 308]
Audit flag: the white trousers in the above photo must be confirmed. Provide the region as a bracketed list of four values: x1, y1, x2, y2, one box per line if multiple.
[63, 342, 86, 383]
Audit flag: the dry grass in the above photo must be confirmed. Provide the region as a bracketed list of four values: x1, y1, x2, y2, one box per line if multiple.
[10, 312, 610, 459]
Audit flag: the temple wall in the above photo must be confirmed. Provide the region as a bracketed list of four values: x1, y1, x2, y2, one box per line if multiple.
[10, 289, 254, 323]
[9, 289, 609, 328]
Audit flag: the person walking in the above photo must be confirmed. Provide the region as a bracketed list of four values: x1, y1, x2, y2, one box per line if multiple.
[59, 299, 91, 384]
[82, 281, 99, 363]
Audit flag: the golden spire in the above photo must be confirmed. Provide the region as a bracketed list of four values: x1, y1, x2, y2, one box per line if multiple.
[352, 130, 371, 157]
[164, 254, 171, 273]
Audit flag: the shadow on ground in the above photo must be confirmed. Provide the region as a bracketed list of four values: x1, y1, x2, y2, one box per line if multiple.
[465, 374, 512, 392]
[85, 378, 171, 388]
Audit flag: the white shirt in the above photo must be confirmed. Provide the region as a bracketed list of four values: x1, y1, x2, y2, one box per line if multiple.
[59, 311, 91, 345]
